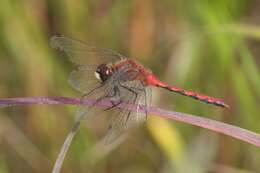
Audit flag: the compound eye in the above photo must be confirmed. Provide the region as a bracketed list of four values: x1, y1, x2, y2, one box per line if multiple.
[105, 69, 111, 75]
[95, 64, 113, 82]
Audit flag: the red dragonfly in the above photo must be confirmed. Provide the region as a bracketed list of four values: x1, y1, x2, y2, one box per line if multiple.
[51, 35, 229, 143]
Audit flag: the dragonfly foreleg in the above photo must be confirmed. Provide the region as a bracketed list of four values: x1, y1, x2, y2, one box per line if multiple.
[103, 86, 123, 111]
[80, 84, 104, 104]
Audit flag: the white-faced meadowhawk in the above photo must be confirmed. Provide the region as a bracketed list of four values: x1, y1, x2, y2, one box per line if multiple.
[51, 34, 229, 144]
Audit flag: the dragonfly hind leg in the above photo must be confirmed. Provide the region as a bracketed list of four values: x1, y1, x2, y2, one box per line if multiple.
[119, 84, 139, 125]
[104, 100, 123, 111]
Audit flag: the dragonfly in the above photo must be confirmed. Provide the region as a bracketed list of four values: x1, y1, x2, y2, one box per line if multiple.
[51, 34, 229, 144]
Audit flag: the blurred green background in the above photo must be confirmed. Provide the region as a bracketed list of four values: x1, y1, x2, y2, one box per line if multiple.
[0, 0, 260, 172]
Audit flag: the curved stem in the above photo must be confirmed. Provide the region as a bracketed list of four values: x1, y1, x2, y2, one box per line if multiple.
[0, 96, 260, 147]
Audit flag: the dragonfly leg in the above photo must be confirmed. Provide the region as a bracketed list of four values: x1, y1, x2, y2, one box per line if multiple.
[104, 100, 123, 111]
[143, 88, 149, 121]
[131, 86, 149, 121]
[119, 84, 138, 125]
[80, 84, 104, 104]
[124, 85, 150, 121]
[103, 86, 123, 111]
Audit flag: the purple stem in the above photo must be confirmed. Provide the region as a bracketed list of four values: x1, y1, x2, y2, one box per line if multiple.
[0, 96, 260, 147]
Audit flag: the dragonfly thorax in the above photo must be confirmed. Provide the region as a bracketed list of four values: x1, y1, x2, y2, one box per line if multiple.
[95, 64, 113, 82]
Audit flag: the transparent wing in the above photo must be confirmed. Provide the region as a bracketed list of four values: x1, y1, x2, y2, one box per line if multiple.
[74, 82, 115, 123]
[73, 69, 127, 123]
[122, 85, 152, 127]
[143, 86, 152, 117]
[102, 81, 151, 144]
[52, 82, 114, 173]
[68, 65, 101, 93]
[51, 34, 126, 65]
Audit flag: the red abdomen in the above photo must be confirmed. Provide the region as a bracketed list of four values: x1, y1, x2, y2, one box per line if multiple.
[146, 74, 229, 108]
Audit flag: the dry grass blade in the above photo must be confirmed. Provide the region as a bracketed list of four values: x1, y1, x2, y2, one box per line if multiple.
[1, 97, 260, 147]
[52, 126, 78, 173]
[1, 96, 260, 173]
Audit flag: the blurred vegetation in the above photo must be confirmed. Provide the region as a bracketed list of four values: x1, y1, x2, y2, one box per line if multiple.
[0, 0, 260, 172]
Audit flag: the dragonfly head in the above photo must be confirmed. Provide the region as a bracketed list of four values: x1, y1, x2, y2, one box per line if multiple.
[95, 64, 113, 82]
